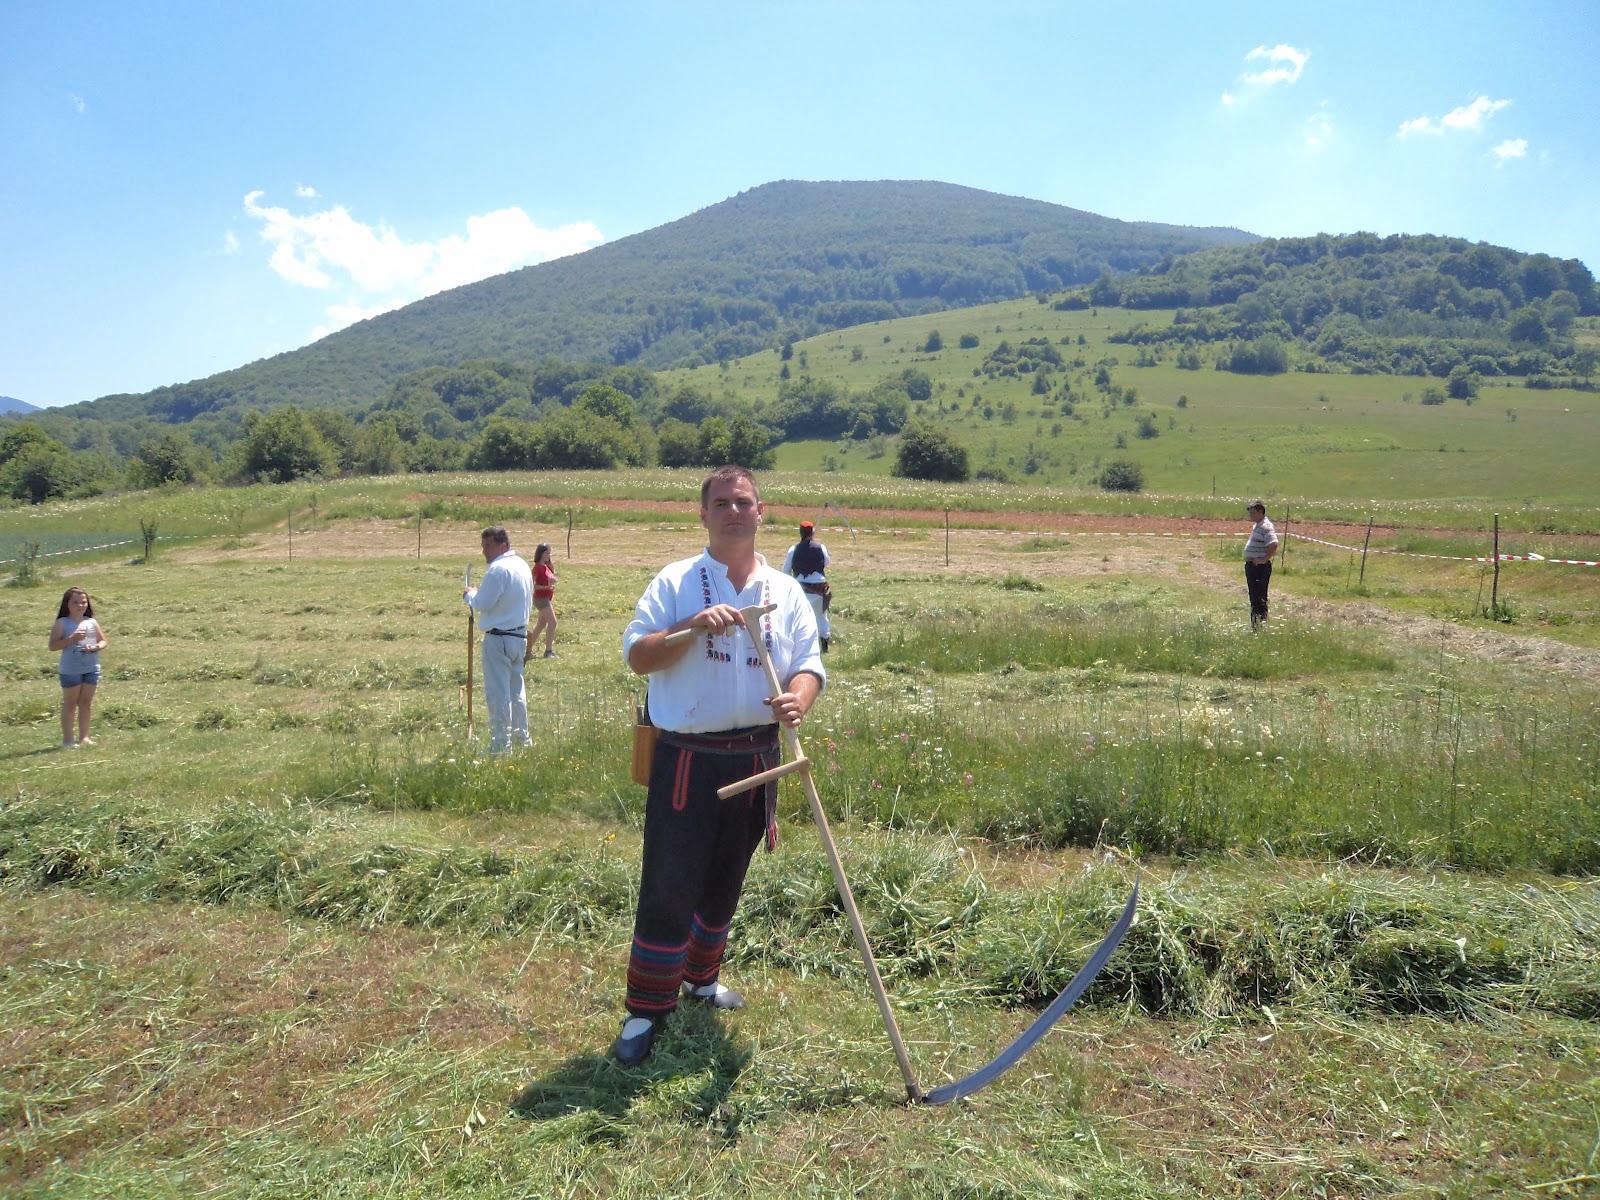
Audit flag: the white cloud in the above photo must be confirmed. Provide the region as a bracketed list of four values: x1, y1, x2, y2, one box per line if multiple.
[242, 190, 604, 338]
[222, 230, 240, 255]
[295, 183, 318, 199]
[1221, 44, 1309, 108]
[1397, 95, 1511, 137]
[67, 93, 86, 113]
[1242, 44, 1309, 88]
[1443, 95, 1510, 131]
[1492, 138, 1528, 164]
[1303, 110, 1333, 151]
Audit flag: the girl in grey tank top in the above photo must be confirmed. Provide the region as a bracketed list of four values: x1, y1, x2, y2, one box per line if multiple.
[48, 586, 108, 748]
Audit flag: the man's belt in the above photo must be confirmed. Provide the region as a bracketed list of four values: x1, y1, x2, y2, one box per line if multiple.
[660, 725, 780, 755]
[486, 627, 527, 636]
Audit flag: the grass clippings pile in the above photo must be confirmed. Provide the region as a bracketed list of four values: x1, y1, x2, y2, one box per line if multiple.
[4, 795, 1595, 1025]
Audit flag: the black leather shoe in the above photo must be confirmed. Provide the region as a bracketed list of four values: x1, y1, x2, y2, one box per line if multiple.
[611, 1016, 659, 1066]
[683, 981, 745, 1010]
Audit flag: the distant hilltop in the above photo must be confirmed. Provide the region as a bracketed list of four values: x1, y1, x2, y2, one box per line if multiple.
[0, 395, 39, 416]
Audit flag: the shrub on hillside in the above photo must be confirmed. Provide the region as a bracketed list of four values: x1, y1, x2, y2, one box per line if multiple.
[1099, 459, 1145, 492]
[1225, 336, 1290, 375]
[1447, 365, 1480, 400]
[893, 424, 969, 482]
[238, 407, 337, 483]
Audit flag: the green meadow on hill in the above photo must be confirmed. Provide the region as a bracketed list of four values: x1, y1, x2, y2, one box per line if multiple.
[662, 300, 1600, 504]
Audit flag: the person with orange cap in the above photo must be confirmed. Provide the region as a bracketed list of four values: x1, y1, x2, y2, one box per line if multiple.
[783, 519, 831, 651]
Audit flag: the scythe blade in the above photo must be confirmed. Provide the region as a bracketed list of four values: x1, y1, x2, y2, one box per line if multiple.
[921, 880, 1139, 1106]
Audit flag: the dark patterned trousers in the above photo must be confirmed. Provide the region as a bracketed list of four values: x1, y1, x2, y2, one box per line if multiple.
[624, 734, 775, 1017]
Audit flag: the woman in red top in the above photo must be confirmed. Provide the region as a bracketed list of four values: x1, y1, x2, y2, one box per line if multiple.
[528, 542, 558, 659]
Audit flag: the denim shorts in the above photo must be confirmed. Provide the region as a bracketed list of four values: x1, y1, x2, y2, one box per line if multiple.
[60, 669, 101, 688]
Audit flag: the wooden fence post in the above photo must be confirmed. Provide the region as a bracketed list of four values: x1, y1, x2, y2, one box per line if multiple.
[1491, 513, 1501, 614]
[566, 508, 573, 558]
[1359, 515, 1374, 587]
[944, 509, 950, 567]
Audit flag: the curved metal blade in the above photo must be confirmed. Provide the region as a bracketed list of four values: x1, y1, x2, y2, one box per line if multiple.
[921, 880, 1139, 1106]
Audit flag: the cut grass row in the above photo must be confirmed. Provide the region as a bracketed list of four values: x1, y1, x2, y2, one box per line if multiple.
[2, 794, 1596, 1025]
[6, 888, 1595, 1199]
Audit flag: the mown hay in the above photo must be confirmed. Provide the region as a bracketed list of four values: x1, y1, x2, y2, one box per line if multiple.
[2, 794, 1596, 1023]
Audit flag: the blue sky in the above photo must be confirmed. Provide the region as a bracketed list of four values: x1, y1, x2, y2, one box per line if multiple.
[3, 0, 1596, 409]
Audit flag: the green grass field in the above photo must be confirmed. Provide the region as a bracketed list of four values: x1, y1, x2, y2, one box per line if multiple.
[3, 497, 1598, 1198]
[662, 301, 1600, 510]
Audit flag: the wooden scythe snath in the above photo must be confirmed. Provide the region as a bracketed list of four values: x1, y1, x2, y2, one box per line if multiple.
[698, 602, 1139, 1105]
[464, 564, 475, 741]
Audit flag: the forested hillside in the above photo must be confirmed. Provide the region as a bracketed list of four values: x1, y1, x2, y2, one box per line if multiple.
[56, 181, 1253, 427]
[1083, 233, 1598, 381]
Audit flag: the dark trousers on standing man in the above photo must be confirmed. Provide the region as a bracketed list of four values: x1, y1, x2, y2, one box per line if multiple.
[1245, 560, 1272, 626]
[625, 729, 777, 1018]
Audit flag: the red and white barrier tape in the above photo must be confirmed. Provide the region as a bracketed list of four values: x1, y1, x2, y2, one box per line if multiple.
[1289, 532, 1598, 565]
[812, 524, 1599, 566]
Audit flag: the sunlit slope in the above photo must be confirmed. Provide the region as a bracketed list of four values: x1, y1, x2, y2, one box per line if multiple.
[662, 302, 1599, 504]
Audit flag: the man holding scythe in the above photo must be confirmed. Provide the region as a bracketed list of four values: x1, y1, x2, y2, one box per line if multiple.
[783, 519, 832, 652]
[613, 464, 825, 1066]
[462, 526, 534, 753]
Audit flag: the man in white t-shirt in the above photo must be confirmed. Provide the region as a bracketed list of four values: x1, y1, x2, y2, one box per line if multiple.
[613, 465, 825, 1066]
[463, 526, 534, 751]
[1242, 501, 1279, 630]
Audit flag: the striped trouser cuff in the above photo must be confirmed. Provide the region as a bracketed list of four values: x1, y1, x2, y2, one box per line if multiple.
[626, 935, 688, 1014]
[683, 912, 731, 987]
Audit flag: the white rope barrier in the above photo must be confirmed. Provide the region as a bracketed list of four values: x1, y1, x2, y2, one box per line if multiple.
[809, 524, 1600, 566]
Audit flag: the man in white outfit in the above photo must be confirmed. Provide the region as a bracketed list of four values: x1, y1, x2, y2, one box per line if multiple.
[611, 465, 825, 1066]
[782, 520, 831, 652]
[463, 526, 534, 752]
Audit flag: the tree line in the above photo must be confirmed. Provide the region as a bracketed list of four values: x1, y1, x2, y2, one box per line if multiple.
[0, 357, 942, 503]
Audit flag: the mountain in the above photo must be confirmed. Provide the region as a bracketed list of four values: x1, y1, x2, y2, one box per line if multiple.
[0, 395, 39, 416]
[65, 180, 1256, 426]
